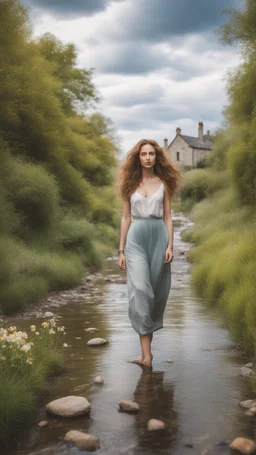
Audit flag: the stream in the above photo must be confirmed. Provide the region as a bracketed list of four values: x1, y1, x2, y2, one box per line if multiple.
[4, 212, 256, 455]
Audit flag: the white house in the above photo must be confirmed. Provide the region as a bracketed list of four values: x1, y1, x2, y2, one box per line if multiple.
[164, 122, 213, 169]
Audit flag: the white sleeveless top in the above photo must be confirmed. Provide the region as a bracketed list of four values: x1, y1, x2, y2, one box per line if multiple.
[130, 182, 164, 219]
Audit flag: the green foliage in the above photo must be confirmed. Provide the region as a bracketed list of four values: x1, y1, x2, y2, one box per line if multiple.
[180, 169, 228, 205]
[0, 0, 120, 314]
[37, 32, 99, 115]
[215, 0, 256, 206]
[184, 187, 256, 355]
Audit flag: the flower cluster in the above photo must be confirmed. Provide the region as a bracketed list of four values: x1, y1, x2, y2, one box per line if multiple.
[0, 318, 67, 368]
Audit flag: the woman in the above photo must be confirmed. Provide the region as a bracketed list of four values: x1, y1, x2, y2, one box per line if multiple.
[118, 139, 180, 368]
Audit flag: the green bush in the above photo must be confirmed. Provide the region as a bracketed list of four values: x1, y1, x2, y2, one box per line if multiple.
[180, 169, 228, 204]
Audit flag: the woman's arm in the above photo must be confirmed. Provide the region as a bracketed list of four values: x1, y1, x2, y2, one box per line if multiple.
[163, 184, 174, 263]
[118, 198, 132, 270]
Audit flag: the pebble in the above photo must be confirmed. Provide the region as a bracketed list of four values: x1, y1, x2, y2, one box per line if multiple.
[119, 400, 140, 413]
[46, 395, 90, 417]
[147, 419, 166, 431]
[87, 338, 108, 346]
[64, 430, 100, 451]
[93, 375, 104, 385]
[229, 437, 256, 454]
[38, 420, 49, 428]
[164, 359, 174, 363]
[85, 327, 98, 332]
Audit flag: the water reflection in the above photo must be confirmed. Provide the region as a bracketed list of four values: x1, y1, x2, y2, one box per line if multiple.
[133, 368, 179, 452]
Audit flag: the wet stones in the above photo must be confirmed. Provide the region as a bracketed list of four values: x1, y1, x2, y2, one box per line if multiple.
[147, 419, 166, 431]
[64, 430, 100, 451]
[87, 338, 108, 346]
[85, 327, 98, 333]
[229, 437, 256, 454]
[119, 400, 140, 413]
[46, 396, 90, 417]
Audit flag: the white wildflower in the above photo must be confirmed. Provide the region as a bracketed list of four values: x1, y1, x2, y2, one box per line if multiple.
[20, 343, 31, 352]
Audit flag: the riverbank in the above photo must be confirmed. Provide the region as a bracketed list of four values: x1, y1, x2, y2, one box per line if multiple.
[177, 188, 256, 393]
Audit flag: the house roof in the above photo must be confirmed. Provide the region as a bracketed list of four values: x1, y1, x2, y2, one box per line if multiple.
[181, 135, 213, 150]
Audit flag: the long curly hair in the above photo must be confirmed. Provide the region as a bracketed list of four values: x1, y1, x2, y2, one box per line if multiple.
[118, 139, 181, 200]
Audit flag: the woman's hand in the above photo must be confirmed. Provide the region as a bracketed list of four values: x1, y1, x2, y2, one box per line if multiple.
[164, 246, 174, 263]
[118, 253, 127, 271]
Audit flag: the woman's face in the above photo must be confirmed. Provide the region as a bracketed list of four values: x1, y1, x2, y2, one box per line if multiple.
[139, 143, 157, 169]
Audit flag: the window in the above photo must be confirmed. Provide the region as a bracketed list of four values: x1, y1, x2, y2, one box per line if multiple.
[176, 152, 180, 161]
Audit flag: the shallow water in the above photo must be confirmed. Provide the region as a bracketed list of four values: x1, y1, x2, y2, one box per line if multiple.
[4, 212, 256, 455]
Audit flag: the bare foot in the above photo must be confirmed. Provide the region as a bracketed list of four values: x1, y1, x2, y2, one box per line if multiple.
[142, 354, 153, 368]
[137, 354, 144, 365]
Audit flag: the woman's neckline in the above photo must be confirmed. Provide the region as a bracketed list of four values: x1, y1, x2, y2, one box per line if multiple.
[135, 182, 163, 199]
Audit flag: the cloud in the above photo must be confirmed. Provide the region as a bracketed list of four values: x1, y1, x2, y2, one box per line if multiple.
[25, 0, 244, 154]
[23, 0, 125, 18]
[96, 0, 243, 43]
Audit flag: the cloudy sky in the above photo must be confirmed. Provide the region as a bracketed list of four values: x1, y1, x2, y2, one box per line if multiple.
[22, 0, 244, 155]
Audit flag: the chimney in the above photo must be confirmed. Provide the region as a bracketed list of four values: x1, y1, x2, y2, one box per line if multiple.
[198, 122, 203, 140]
[176, 127, 181, 136]
[164, 138, 168, 148]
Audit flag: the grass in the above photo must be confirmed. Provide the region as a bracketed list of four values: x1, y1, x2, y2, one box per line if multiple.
[0, 318, 66, 444]
[181, 187, 256, 358]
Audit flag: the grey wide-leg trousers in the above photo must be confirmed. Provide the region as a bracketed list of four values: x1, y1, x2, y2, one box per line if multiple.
[125, 217, 171, 335]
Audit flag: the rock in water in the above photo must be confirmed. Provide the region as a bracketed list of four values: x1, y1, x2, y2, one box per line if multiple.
[229, 437, 256, 454]
[119, 400, 140, 413]
[93, 375, 104, 384]
[85, 328, 98, 332]
[64, 430, 100, 451]
[87, 338, 108, 346]
[38, 420, 49, 428]
[46, 396, 90, 417]
[147, 419, 166, 431]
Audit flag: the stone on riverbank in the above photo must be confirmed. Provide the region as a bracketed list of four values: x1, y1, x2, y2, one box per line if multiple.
[43, 312, 55, 318]
[147, 419, 166, 431]
[64, 430, 100, 451]
[245, 406, 256, 417]
[87, 338, 108, 346]
[240, 400, 256, 409]
[119, 400, 140, 413]
[46, 396, 90, 417]
[241, 366, 253, 377]
[93, 375, 104, 384]
[229, 437, 256, 454]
